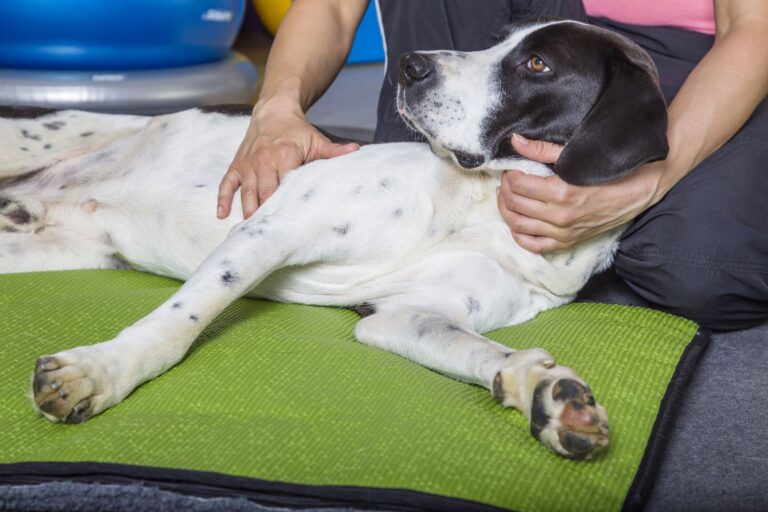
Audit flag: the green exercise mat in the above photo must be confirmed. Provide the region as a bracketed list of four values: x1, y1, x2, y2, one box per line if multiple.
[0, 270, 706, 511]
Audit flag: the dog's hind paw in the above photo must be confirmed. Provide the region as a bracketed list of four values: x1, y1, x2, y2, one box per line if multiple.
[30, 349, 116, 423]
[0, 197, 45, 233]
[493, 351, 609, 459]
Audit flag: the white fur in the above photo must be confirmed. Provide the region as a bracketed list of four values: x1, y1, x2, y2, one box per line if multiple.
[8, 22, 616, 457]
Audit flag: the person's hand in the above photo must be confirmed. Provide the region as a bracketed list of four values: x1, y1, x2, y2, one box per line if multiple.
[497, 134, 665, 253]
[218, 100, 359, 220]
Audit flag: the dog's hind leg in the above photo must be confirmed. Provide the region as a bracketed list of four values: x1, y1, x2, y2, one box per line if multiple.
[0, 110, 150, 179]
[354, 302, 610, 459]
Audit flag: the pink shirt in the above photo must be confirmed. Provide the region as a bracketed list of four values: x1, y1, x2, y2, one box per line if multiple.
[583, 0, 716, 35]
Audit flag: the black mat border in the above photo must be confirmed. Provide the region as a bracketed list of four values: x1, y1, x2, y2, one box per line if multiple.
[622, 327, 711, 512]
[0, 328, 708, 512]
[0, 461, 508, 512]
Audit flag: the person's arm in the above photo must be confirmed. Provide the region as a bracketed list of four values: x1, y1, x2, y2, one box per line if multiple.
[218, 0, 369, 220]
[497, 0, 768, 253]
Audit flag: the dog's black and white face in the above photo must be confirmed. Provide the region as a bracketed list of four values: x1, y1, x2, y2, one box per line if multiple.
[397, 19, 669, 185]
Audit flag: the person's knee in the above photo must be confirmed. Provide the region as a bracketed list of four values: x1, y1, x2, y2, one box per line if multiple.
[614, 252, 768, 331]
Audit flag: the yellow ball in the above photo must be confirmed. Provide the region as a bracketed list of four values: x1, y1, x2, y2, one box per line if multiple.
[253, 0, 291, 36]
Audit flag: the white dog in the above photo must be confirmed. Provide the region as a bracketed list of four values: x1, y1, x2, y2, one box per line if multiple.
[1, 19, 668, 459]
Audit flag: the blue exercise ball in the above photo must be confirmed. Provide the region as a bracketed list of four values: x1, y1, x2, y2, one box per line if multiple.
[0, 0, 245, 70]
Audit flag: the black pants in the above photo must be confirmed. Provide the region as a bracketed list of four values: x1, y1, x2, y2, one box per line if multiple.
[373, 0, 768, 331]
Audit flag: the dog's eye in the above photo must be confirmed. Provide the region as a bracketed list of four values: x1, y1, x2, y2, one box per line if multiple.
[527, 55, 551, 73]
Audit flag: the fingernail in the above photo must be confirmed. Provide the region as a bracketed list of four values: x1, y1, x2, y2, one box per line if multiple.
[512, 133, 529, 146]
[217, 206, 224, 218]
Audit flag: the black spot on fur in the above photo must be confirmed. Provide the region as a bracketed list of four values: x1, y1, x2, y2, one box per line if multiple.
[247, 229, 264, 237]
[221, 270, 239, 287]
[80, 131, 94, 138]
[393, 208, 403, 218]
[552, 379, 588, 402]
[379, 178, 392, 190]
[301, 189, 314, 201]
[43, 121, 65, 130]
[565, 252, 576, 266]
[20, 147, 28, 152]
[333, 223, 350, 236]
[7, 208, 31, 225]
[189, 314, 199, 322]
[20, 129, 41, 141]
[194, 184, 206, 188]
[466, 296, 481, 314]
[414, 317, 458, 338]
[492, 373, 506, 402]
[0, 198, 10, 209]
[171, 302, 183, 309]
[43, 144, 52, 150]
[530, 379, 552, 439]
[3, 226, 19, 233]
[353, 303, 376, 317]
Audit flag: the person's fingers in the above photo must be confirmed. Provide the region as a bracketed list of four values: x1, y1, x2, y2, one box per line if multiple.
[240, 170, 260, 219]
[257, 169, 279, 205]
[512, 232, 569, 253]
[498, 186, 576, 246]
[217, 169, 241, 219]
[511, 133, 564, 164]
[499, 171, 548, 217]
[274, 143, 305, 182]
[506, 170, 576, 206]
[504, 210, 566, 240]
[315, 141, 360, 160]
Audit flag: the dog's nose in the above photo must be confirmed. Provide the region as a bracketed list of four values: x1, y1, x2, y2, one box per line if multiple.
[399, 52, 433, 84]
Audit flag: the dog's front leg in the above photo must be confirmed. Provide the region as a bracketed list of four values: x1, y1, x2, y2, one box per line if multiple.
[355, 304, 609, 459]
[30, 216, 295, 423]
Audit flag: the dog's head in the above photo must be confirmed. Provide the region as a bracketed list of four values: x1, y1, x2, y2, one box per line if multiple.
[396, 19, 668, 185]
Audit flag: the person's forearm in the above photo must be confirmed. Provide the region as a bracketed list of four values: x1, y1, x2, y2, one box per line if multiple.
[256, 0, 369, 115]
[654, 2, 768, 201]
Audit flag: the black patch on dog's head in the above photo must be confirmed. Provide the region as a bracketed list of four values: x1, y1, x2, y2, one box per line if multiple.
[485, 22, 668, 184]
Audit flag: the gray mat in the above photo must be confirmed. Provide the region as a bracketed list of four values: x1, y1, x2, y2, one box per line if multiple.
[0, 482, 363, 512]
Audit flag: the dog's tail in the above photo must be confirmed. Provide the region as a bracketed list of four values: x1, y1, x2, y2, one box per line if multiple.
[0, 107, 150, 182]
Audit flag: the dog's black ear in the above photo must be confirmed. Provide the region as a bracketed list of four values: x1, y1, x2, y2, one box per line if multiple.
[554, 59, 668, 186]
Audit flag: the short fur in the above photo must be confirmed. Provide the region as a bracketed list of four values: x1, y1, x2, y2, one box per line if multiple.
[3, 20, 667, 459]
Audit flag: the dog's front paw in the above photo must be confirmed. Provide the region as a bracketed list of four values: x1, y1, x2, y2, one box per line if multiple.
[30, 348, 118, 423]
[493, 352, 609, 459]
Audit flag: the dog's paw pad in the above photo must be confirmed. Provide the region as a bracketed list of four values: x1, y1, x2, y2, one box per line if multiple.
[532, 377, 609, 459]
